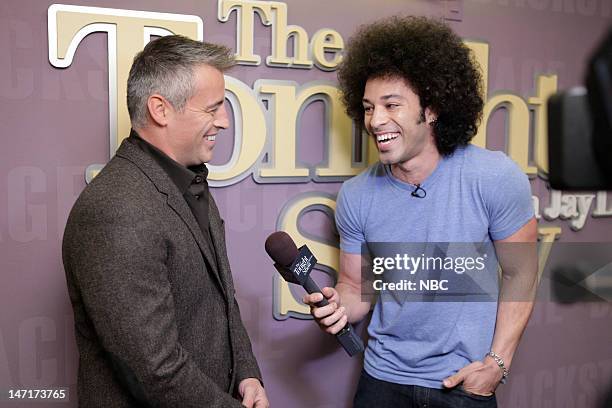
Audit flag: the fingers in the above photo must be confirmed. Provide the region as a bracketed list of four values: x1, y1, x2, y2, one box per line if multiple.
[324, 309, 348, 334]
[241, 387, 255, 408]
[318, 304, 347, 331]
[303, 293, 336, 318]
[313, 301, 340, 320]
[240, 380, 269, 408]
[462, 386, 494, 397]
[239, 379, 265, 408]
[252, 392, 270, 408]
[303, 287, 346, 333]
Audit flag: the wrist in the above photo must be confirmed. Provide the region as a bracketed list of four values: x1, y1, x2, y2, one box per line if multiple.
[485, 351, 509, 384]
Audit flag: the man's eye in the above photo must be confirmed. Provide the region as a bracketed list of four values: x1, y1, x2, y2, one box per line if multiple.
[386, 104, 399, 109]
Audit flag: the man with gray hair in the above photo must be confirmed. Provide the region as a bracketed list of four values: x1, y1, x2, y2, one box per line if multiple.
[63, 35, 268, 407]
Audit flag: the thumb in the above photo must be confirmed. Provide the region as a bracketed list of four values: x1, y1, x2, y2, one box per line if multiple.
[443, 371, 465, 388]
[443, 361, 481, 388]
[321, 287, 337, 301]
[302, 292, 323, 305]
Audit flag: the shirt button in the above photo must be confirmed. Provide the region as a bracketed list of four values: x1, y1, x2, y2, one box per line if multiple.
[194, 176, 203, 183]
[194, 194, 200, 200]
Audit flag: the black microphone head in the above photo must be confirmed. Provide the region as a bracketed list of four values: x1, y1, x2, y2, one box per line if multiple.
[265, 231, 299, 268]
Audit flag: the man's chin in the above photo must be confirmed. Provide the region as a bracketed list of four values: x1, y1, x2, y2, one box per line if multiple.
[198, 151, 213, 164]
[378, 154, 397, 165]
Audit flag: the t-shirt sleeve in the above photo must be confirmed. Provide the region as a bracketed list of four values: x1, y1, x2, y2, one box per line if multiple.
[335, 183, 365, 254]
[484, 155, 535, 241]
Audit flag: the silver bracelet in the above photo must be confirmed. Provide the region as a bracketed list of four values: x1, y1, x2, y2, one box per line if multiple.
[486, 351, 509, 384]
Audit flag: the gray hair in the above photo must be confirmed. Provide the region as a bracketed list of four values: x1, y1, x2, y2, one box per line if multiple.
[127, 35, 235, 128]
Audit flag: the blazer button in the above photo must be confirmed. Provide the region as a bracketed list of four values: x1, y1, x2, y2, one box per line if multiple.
[229, 368, 233, 378]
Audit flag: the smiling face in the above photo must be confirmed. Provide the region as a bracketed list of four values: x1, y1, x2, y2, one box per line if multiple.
[362, 76, 437, 166]
[165, 64, 229, 166]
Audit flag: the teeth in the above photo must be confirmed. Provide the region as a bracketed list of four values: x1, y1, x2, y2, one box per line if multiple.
[376, 133, 399, 142]
[206, 135, 216, 141]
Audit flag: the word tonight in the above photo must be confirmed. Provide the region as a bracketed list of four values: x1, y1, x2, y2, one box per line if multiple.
[372, 254, 487, 275]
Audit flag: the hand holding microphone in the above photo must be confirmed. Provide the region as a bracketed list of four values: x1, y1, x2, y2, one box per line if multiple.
[264, 231, 364, 357]
[303, 287, 348, 336]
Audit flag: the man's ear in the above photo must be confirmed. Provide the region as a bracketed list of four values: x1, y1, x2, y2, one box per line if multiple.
[424, 107, 437, 125]
[147, 94, 171, 126]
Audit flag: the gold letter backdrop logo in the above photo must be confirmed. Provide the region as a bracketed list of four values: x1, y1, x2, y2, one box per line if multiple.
[48, 2, 602, 320]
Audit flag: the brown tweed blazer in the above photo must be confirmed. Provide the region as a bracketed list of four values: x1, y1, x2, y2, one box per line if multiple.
[62, 139, 261, 407]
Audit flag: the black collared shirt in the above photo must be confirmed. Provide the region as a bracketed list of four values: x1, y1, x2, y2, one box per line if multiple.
[127, 130, 214, 248]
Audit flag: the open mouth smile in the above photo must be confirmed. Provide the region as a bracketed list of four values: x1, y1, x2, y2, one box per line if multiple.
[376, 132, 399, 147]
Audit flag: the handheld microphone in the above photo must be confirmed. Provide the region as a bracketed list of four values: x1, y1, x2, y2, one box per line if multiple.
[264, 231, 365, 357]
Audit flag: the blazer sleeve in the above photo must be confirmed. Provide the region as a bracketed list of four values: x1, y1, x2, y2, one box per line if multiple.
[63, 203, 244, 408]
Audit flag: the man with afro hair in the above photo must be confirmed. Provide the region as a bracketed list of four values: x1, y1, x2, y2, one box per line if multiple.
[304, 16, 537, 408]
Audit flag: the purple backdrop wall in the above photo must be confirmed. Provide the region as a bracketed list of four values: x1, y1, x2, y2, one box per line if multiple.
[1, 1, 612, 407]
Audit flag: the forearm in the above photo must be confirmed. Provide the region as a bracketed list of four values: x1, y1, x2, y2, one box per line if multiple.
[489, 300, 534, 368]
[491, 219, 538, 368]
[336, 279, 372, 324]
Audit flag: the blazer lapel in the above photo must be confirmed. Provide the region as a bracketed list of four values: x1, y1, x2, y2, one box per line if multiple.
[165, 193, 226, 299]
[115, 140, 226, 300]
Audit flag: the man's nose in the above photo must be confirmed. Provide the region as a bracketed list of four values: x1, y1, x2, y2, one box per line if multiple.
[369, 106, 388, 130]
[214, 102, 230, 129]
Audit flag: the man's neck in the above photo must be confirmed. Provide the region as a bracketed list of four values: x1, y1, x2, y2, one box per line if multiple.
[390, 143, 441, 186]
[134, 127, 182, 165]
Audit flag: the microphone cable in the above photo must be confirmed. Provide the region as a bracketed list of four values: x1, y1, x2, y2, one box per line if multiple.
[411, 184, 426, 198]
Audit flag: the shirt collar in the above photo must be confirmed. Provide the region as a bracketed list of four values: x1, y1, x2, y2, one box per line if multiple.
[127, 129, 208, 194]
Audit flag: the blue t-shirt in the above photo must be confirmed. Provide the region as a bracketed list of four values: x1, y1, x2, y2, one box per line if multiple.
[335, 144, 533, 389]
